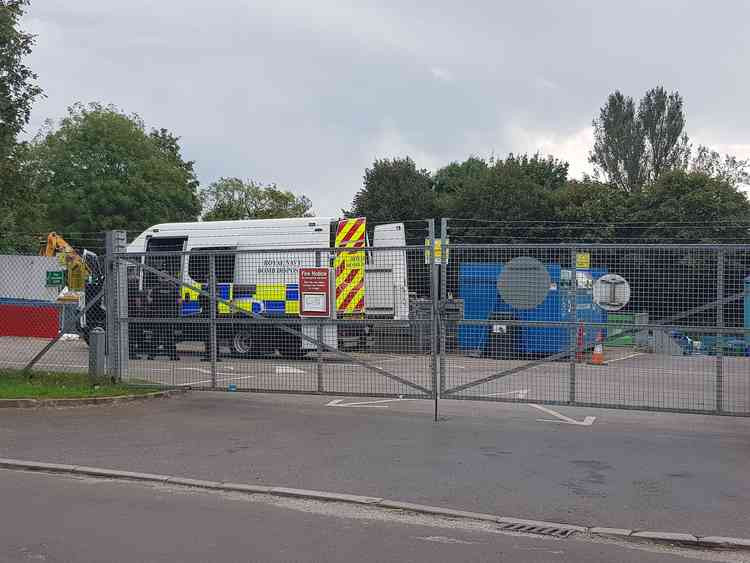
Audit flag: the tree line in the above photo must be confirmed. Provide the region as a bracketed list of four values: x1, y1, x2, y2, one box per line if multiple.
[350, 87, 750, 243]
[1, 0, 749, 254]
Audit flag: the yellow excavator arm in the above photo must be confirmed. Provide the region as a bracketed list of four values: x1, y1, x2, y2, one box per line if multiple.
[39, 232, 91, 291]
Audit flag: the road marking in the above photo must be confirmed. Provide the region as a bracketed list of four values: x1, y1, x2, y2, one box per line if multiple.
[275, 365, 306, 374]
[414, 536, 481, 545]
[176, 374, 257, 386]
[326, 398, 419, 408]
[529, 403, 596, 426]
[604, 352, 645, 365]
[487, 389, 529, 398]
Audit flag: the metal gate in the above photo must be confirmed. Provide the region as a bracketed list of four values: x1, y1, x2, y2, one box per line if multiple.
[437, 226, 750, 417]
[102, 227, 750, 417]
[107, 225, 438, 401]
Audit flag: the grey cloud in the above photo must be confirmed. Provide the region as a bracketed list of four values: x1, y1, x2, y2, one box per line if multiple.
[23, 0, 750, 214]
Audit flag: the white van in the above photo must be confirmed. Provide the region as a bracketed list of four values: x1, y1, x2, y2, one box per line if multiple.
[126, 217, 409, 356]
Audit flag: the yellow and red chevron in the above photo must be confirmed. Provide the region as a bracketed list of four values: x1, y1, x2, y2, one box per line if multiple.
[334, 218, 366, 314]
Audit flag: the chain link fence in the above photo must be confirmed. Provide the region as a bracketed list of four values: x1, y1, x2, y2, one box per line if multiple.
[0, 232, 105, 376]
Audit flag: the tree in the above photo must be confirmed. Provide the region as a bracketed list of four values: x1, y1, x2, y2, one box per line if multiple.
[628, 170, 750, 242]
[0, 143, 44, 252]
[549, 179, 628, 242]
[590, 91, 647, 192]
[433, 156, 488, 195]
[590, 87, 688, 192]
[443, 154, 564, 241]
[32, 103, 201, 235]
[0, 0, 44, 252]
[349, 157, 438, 224]
[0, 0, 42, 157]
[638, 87, 690, 181]
[201, 177, 313, 221]
[690, 145, 750, 187]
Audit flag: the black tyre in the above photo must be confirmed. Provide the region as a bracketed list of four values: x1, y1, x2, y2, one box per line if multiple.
[232, 329, 263, 358]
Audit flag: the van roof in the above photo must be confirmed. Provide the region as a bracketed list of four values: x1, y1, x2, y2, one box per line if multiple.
[142, 216, 337, 234]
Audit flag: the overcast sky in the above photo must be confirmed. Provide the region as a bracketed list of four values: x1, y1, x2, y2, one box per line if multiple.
[23, 0, 750, 215]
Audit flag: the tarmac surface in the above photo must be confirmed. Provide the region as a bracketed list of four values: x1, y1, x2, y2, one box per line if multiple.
[1, 390, 748, 538]
[1, 469, 740, 563]
[2, 335, 748, 413]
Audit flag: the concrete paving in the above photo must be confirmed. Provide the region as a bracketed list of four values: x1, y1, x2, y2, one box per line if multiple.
[1, 391, 748, 538]
[0, 469, 732, 563]
[2, 335, 748, 413]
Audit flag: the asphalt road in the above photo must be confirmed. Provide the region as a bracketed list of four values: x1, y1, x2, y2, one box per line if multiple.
[0, 469, 732, 563]
[2, 336, 748, 413]
[1, 392, 749, 538]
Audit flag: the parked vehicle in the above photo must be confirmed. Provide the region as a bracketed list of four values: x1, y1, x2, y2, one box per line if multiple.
[118, 217, 410, 358]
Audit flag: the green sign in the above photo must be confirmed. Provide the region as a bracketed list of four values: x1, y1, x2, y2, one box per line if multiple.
[46, 270, 65, 287]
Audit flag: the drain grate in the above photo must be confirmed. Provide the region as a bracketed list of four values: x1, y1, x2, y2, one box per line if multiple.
[498, 522, 576, 538]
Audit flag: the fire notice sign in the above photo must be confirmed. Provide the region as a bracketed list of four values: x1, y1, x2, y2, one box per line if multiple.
[299, 267, 332, 317]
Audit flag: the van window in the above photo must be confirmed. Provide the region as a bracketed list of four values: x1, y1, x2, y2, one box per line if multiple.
[144, 237, 186, 289]
[188, 247, 236, 285]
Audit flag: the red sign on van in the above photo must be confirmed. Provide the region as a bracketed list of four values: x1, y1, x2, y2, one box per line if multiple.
[299, 267, 332, 317]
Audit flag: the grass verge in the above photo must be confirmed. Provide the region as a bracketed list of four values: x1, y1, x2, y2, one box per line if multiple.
[0, 370, 155, 399]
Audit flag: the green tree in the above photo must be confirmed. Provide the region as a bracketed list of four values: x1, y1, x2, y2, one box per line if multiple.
[590, 87, 688, 192]
[549, 179, 628, 241]
[433, 156, 489, 195]
[32, 103, 201, 235]
[638, 87, 690, 181]
[690, 145, 749, 187]
[0, 0, 44, 252]
[0, 0, 42, 157]
[349, 157, 438, 224]
[590, 91, 648, 192]
[628, 170, 750, 242]
[201, 177, 313, 221]
[443, 154, 565, 241]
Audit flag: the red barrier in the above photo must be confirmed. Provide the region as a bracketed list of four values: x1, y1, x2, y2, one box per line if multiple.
[0, 304, 60, 338]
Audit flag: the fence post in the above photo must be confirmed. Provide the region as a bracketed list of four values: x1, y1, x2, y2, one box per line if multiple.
[209, 254, 218, 390]
[429, 219, 439, 421]
[569, 244, 577, 404]
[716, 249, 724, 413]
[88, 326, 106, 383]
[315, 250, 324, 393]
[440, 217, 448, 395]
[105, 230, 128, 381]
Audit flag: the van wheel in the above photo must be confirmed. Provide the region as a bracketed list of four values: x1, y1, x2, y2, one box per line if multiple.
[232, 330, 262, 358]
[278, 333, 305, 359]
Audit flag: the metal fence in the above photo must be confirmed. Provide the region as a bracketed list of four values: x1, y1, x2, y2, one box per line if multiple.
[0, 232, 106, 375]
[440, 243, 750, 416]
[1, 224, 748, 417]
[108, 243, 435, 399]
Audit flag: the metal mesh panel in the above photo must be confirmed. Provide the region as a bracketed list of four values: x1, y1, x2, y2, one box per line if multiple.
[114, 242, 435, 398]
[5, 224, 746, 418]
[0, 234, 105, 376]
[441, 238, 750, 416]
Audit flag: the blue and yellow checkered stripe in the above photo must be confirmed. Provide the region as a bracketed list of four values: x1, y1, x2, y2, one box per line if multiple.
[179, 283, 299, 316]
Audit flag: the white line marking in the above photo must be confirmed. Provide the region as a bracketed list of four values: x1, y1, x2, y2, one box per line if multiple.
[175, 374, 257, 386]
[529, 403, 596, 426]
[604, 352, 645, 365]
[275, 365, 306, 374]
[487, 389, 529, 398]
[326, 398, 419, 408]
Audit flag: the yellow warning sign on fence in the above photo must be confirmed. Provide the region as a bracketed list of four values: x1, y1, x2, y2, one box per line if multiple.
[424, 238, 449, 264]
[334, 218, 366, 314]
[576, 252, 591, 269]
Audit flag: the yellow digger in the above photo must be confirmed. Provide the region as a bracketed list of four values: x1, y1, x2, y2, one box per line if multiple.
[39, 232, 91, 300]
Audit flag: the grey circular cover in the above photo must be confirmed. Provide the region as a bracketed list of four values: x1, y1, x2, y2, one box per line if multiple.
[497, 256, 551, 310]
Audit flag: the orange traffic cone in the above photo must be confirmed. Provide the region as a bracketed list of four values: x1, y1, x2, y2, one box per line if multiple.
[589, 330, 605, 365]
